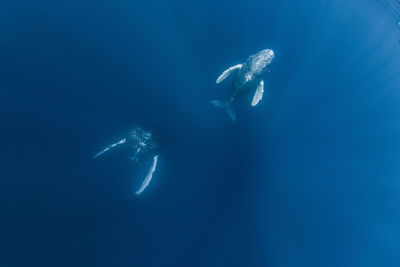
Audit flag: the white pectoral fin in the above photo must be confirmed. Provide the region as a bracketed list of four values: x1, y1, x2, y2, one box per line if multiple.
[251, 80, 264, 107]
[93, 138, 126, 158]
[216, 64, 242, 83]
[135, 155, 159, 195]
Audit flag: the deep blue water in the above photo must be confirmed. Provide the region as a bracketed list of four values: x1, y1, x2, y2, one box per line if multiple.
[1, 0, 400, 266]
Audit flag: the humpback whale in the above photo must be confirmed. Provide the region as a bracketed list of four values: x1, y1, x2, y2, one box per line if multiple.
[211, 49, 275, 121]
[93, 125, 160, 195]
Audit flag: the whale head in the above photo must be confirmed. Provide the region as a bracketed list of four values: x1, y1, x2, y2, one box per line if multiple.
[246, 49, 275, 77]
[259, 49, 274, 66]
[127, 125, 160, 162]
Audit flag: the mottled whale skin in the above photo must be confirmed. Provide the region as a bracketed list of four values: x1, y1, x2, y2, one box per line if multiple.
[211, 49, 275, 121]
[233, 49, 274, 94]
[93, 125, 160, 195]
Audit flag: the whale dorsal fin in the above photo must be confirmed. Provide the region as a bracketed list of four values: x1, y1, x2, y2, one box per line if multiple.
[216, 64, 242, 83]
[251, 80, 264, 107]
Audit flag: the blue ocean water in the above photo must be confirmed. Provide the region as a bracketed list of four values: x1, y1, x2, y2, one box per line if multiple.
[1, 0, 400, 266]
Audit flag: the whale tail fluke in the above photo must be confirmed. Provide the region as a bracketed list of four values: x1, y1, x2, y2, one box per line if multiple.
[210, 100, 236, 122]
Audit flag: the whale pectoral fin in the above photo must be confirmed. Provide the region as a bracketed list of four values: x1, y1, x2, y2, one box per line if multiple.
[136, 155, 159, 195]
[93, 138, 126, 158]
[216, 64, 242, 83]
[251, 80, 264, 107]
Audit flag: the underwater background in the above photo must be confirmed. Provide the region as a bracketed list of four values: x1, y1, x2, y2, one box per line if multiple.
[1, 0, 400, 266]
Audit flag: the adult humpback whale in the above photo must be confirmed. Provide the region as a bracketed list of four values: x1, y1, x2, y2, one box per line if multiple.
[211, 49, 275, 121]
[93, 125, 160, 195]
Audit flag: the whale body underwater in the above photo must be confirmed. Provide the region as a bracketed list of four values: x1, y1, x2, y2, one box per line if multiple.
[93, 126, 159, 195]
[93, 49, 275, 196]
[211, 49, 275, 121]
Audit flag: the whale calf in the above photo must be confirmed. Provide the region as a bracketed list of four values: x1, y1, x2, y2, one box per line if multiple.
[211, 49, 275, 121]
[94, 125, 160, 195]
